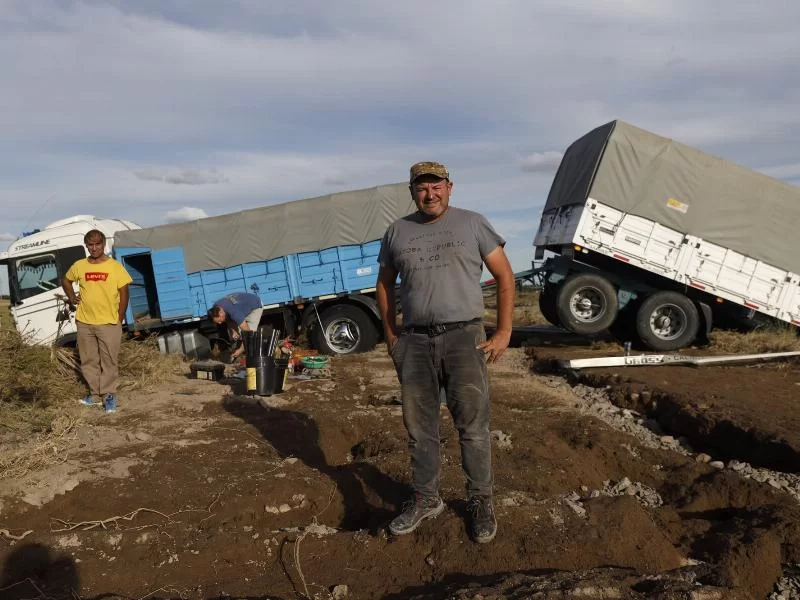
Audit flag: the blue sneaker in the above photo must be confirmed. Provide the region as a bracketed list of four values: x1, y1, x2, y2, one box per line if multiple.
[103, 395, 117, 414]
[79, 395, 96, 406]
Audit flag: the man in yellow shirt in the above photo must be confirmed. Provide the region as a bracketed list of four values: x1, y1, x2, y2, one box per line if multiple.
[61, 229, 132, 414]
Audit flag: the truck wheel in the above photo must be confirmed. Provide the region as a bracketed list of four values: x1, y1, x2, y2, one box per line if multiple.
[636, 291, 699, 351]
[555, 274, 618, 335]
[311, 304, 379, 355]
[538, 285, 562, 328]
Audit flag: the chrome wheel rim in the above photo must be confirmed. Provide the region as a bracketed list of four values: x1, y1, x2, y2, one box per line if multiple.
[648, 304, 687, 340]
[324, 318, 360, 353]
[569, 287, 607, 323]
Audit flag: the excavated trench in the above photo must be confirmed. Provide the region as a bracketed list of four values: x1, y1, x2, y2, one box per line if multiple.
[569, 370, 800, 474]
[528, 356, 800, 599]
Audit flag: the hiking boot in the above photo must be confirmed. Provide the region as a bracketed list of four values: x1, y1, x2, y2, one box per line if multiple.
[79, 395, 96, 406]
[103, 394, 117, 414]
[389, 494, 445, 536]
[467, 495, 497, 543]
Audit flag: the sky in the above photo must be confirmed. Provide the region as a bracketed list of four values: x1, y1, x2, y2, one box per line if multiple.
[2, 0, 800, 295]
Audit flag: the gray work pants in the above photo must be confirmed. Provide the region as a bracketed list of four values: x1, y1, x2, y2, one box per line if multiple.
[391, 321, 492, 499]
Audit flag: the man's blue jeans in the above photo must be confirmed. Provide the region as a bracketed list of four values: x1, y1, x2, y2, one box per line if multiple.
[391, 321, 492, 499]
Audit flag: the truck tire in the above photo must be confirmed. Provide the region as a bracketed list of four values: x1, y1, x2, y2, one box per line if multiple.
[538, 285, 562, 328]
[636, 291, 700, 351]
[555, 273, 618, 335]
[311, 304, 379, 355]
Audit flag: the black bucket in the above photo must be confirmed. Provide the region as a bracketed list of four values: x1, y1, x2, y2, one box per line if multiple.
[246, 355, 271, 396]
[243, 329, 264, 359]
[271, 358, 289, 394]
[246, 356, 288, 396]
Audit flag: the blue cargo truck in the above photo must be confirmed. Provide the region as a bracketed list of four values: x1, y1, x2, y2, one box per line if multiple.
[109, 182, 413, 356]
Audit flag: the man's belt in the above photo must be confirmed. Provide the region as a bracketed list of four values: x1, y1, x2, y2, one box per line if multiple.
[404, 318, 482, 337]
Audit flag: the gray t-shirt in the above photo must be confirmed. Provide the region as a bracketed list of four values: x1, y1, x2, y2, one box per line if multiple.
[379, 207, 505, 326]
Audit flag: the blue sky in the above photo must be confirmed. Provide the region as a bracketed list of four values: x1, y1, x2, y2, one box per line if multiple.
[2, 0, 800, 294]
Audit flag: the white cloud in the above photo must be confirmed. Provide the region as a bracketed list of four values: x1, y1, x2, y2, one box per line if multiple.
[0, 233, 16, 242]
[164, 207, 209, 223]
[1, 0, 800, 278]
[134, 168, 229, 185]
[520, 152, 563, 173]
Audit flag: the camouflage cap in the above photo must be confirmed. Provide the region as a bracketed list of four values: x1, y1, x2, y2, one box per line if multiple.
[409, 161, 450, 184]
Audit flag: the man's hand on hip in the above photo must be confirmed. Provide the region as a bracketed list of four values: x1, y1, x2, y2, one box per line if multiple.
[477, 329, 512, 363]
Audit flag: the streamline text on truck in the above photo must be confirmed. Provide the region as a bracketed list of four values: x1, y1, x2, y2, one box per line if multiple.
[534, 120, 800, 350]
[1, 183, 414, 356]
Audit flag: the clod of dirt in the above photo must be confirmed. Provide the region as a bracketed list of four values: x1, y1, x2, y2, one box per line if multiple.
[491, 429, 513, 449]
[331, 584, 349, 599]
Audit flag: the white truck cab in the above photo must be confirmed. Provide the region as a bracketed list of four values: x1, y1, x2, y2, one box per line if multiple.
[0, 216, 140, 345]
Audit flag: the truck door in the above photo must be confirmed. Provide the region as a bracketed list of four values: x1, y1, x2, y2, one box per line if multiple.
[151, 247, 193, 321]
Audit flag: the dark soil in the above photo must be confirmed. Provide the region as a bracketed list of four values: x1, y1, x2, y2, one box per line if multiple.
[1, 340, 798, 600]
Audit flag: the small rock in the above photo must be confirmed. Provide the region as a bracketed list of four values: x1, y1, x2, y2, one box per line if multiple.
[709, 461, 725, 469]
[727, 460, 745, 472]
[695, 453, 712, 463]
[767, 478, 782, 489]
[135, 432, 152, 442]
[490, 430, 513, 449]
[278, 504, 292, 513]
[331, 585, 349, 599]
[265, 506, 280, 514]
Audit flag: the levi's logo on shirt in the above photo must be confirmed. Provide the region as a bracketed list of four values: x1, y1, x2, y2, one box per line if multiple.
[85, 272, 109, 282]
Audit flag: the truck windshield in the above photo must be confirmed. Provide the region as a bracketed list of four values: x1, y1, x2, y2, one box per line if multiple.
[9, 246, 86, 304]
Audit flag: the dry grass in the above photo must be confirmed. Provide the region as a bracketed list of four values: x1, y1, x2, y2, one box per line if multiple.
[0, 330, 84, 433]
[709, 326, 800, 354]
[0, 298, 12, 333]
[55, 335, 185, 392]
[1, 328, 185, 480]
[484, 286, 548, 326]
[0, 328, 184, 439]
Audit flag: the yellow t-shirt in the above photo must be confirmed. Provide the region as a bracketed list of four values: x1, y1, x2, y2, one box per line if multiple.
[66, 258, 133, 325]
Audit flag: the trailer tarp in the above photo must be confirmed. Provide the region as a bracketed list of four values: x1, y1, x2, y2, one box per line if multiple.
[544, 120, 800, 274]
[114, 183, 415, 273]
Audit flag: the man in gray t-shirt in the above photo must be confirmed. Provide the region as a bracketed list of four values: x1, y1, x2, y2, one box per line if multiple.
[376, 161, 515, 544]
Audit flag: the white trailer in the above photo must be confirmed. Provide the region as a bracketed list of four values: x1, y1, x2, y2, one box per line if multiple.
[0, 216, 140, 345]
[533, 120, 800, 350]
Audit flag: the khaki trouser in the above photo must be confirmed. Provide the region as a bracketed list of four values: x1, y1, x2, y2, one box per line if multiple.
[242, 307, 263, 332]
[76, 322, 123, 398]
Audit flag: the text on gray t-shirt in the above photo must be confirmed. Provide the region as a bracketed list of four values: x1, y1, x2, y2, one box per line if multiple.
[379, 207, 505, 326]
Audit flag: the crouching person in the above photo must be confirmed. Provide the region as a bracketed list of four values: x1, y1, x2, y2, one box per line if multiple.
[207, 292, 264, 361]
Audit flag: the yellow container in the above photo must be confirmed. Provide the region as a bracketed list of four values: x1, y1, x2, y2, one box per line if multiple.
[246, 367, 257, 391]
